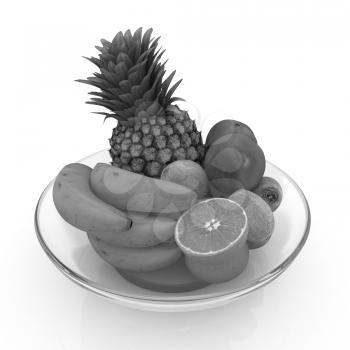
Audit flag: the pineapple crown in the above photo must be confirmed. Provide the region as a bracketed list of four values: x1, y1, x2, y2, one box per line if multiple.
[77, 28, 184, 124]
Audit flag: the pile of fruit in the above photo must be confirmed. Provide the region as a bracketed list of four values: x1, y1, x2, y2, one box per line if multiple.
[52, 28, 283, 293]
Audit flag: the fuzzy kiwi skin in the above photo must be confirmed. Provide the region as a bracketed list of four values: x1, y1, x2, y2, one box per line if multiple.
[253, 177, 283, 212]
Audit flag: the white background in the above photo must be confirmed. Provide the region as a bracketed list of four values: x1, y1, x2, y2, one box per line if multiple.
[1, 0, 350, 348]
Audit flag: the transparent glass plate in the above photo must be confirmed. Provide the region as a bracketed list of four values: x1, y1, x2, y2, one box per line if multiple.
[35, 150, 310, 312]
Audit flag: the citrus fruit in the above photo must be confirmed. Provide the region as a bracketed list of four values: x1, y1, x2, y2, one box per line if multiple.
[175, 198, 249, 283]
[161, 160, 209, 198]
[253, 177, 283, 212]
[206, 119, 257, 146]
[204, 133, 265, 196]
[229, 189, 275, 249]
[185, 244, 249, 284]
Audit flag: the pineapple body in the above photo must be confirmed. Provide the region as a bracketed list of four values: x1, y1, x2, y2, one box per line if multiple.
[109, 105, 205, 177]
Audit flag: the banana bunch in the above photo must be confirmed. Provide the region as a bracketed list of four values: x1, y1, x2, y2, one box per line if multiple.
[53, 163, 197, 272]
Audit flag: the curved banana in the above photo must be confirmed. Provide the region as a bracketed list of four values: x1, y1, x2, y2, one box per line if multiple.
[90, 163, 197, 216]
[90, 212, 176, 248]
[87, 232, 182, 272]
[53, 163, 131, 233]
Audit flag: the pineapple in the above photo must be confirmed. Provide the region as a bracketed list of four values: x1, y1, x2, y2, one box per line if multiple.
[78, 28, 205, 177]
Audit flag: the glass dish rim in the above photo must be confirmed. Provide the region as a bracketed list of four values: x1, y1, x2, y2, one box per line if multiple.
[34, 150, 311, 306]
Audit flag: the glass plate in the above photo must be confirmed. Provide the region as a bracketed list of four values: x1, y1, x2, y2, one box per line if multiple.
[35, 150, 310, 312]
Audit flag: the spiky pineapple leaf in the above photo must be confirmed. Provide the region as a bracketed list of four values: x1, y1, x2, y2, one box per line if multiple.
[101, 38, 111, 46]
[83, 56, 102, 68]
[88, 91, 116, 100]
[131, 27, 143, 62]
[124, 29, 133, 47]
[164, 78, 182, 104]
[141, 28, 153, 52]
[159, 70, 176, 102]
[111, 31, 127, 55]
[169, 96, 185, 104]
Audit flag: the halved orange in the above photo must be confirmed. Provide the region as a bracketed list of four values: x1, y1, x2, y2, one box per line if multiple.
[175, 198, 247, 256]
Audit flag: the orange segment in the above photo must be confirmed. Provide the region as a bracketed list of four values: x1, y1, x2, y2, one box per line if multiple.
[175, 198, 247, 256]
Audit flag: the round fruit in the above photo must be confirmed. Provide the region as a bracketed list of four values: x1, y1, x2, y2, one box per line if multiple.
[175, 198, 249, 283]
[161, 160, 209, 198]
[229, 189, 275, 249]
[185, 244, 249, 284]
[253, 177, 283, 212]
[204, 133, 266, 197]
[206, 119, 257, 146]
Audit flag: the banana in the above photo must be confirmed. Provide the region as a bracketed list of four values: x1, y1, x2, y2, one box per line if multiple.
[53, 163, 131, 233]
[87, 232, 182, 272]
[90, 212, 176, 248]
[90, 163, 197, 216]
[117, 256, 210, 293]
